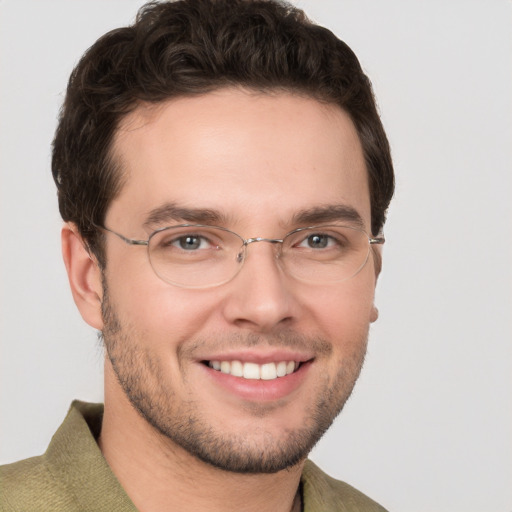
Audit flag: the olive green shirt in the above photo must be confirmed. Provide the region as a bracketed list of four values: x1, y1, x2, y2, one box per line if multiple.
[0, 401, 388, 511]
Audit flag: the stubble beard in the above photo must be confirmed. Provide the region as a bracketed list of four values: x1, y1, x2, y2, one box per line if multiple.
[100, 285, 368, 474]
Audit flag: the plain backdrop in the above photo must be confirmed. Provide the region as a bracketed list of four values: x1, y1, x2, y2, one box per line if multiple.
[1, 1, 511, 511]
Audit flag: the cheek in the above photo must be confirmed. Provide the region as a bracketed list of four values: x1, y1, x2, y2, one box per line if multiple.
[107, 260, 220, 345]
[304, 270, 376, 342]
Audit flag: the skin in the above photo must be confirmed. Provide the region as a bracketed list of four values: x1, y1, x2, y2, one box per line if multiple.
[62, 88, 380, 512]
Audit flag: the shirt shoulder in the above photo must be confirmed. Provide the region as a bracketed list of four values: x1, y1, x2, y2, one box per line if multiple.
[302, 460, 389, 512]
[0, 454, 78, 512]
[0, 401, 136, 512]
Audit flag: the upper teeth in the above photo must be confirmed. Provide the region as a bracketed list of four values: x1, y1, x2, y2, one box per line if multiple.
[208, 360, 298, 380]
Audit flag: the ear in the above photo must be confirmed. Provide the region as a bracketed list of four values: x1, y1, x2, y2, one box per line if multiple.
[61, 223, 104, 330]
[371, 244, 383, 280]
[370, 305, 379, 323]
[370, 244, 382, 323]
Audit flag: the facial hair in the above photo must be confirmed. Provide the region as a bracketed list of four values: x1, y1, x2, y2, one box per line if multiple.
[101, 283, 368, 474]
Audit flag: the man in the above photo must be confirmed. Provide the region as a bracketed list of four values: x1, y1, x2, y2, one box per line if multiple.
[0, 0, 394, 510]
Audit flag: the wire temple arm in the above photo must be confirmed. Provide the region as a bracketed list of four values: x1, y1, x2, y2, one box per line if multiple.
[96, 224, 149, 246]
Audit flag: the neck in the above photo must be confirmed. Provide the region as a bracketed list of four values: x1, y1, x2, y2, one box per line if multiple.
[99, 372, 304, 512]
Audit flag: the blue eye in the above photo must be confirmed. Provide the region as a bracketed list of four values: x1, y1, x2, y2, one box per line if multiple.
[305, 234, 330, 249]
[290, 227, 352, 253]
[177, 235, 205, 250]
[158, 233, 214, 251]
[296, 233, 336, 249]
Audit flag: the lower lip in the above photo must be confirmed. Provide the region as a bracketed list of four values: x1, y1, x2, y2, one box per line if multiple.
[200, 361, 312, 402]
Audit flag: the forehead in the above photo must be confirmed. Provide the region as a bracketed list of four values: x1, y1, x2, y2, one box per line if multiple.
[108, 88, 370, 232]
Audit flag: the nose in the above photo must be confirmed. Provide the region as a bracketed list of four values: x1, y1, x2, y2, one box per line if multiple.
[221, 241, 298, 332]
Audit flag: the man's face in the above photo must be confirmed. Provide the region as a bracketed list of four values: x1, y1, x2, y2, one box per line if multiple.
[100, 89, 378, 473]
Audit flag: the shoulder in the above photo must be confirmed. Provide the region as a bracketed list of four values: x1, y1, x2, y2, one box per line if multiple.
[0, 455, 76, 512]
[302, 460, 389, 512]
[0, 401, 135, 512]
[0, 402, 102, 511]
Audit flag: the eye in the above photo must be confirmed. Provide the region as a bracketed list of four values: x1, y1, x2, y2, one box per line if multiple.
[296, 232, 339, 250]
[287, 227, 355, 256]
[166, 233, 213, 251]
[150, 226, 238, 260]
[304, 233, 331, 249]
[175, 235, 208, 250]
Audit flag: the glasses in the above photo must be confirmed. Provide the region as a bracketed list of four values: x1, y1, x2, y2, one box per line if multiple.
[98, 224, 384, 288]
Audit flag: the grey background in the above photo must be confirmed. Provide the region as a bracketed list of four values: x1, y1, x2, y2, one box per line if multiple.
[1, 1, 511, 511]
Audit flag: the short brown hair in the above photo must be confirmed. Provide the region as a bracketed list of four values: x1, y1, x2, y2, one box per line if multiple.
[52, 0, 394, 266]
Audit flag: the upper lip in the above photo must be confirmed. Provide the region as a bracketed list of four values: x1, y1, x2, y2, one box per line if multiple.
[197, 349, 314, 365]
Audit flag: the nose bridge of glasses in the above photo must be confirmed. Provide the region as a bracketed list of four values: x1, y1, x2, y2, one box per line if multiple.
[236, 237, 284, 264]
[243, 237, 284, 246]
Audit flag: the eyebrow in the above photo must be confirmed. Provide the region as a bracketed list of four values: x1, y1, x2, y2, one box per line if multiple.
[143, 202, 230, 229]
[292, 204, 366, 229]
[144, 202, 365, 231]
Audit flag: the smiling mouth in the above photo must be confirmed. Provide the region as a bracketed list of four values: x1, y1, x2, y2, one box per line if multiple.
[205, 360, 303, 380]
